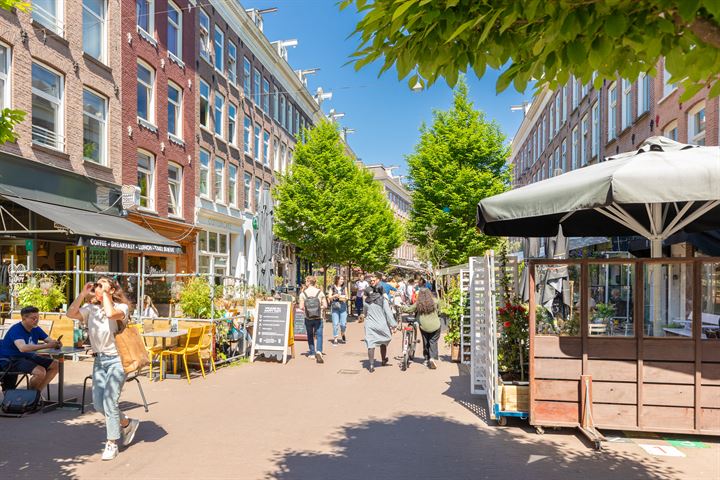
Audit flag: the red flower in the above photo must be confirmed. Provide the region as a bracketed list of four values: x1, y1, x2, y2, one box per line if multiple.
[503, 321, 511, 328]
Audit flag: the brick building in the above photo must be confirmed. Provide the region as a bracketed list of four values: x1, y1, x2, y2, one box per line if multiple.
[121, 0, 198, 274]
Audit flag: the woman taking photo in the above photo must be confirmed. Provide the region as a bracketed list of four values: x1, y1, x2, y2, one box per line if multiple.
[67, 277, 139, 461]
[328, 276, 349, 344]
[363, 282, 397, 372]
[403, 288, 441, 369]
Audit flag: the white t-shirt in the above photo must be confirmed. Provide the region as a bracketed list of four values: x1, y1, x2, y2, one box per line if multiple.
[80, 302, 130, 356]
[356, 280, 369, 298]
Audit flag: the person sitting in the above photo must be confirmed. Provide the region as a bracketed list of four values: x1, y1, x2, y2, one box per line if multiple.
[0, 305, 61, 393]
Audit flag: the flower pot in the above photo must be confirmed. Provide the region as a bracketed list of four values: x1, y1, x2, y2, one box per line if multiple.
[450, 343, 460, 363]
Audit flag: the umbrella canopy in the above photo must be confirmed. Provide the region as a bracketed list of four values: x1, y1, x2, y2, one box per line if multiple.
[256, 189, 275, 292]
[477, 137, 720, 256]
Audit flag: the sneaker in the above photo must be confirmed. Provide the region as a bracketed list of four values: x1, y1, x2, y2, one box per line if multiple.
[121, 418, 140, 447]
[315, 352, 324, 364]
[331, 338, 339, 346]
[307, 351, 316, 357]
[341, 333, 346, 343]
[429, 359, 437, 369]
[101, 442, 119, 461]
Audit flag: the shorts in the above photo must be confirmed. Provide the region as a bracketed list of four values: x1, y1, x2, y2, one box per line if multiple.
[2, 354, 54, 373]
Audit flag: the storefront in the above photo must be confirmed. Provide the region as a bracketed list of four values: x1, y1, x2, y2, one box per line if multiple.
[126, 212, 197, 275]
[195, 205, 255, 283]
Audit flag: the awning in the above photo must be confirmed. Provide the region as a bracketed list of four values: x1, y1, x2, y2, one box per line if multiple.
[2, 195, 182, 254]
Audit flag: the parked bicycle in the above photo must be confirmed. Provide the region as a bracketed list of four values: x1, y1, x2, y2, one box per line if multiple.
[400, 316, 417, 371]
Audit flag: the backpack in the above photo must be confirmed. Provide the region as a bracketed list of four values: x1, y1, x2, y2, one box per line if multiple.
[304, 290, 322, 319]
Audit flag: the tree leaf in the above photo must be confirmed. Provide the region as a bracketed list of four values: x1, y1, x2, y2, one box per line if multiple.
[604, 12, 627, 37]
[678, 0, 700, 21]
[392, 0, 416, 22]
[446, 19, 476, 43]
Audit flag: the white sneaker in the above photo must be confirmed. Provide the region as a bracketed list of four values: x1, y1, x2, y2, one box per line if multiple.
[121, 418, 140, 447]
[101, 442, 119, 461]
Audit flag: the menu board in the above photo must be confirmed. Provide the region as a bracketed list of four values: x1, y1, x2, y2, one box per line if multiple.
[250, 301, 291, 364]
[293, 307, 307, 341]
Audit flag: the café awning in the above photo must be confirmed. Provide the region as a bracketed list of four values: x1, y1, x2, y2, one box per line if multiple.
[1, 195, 182, 254]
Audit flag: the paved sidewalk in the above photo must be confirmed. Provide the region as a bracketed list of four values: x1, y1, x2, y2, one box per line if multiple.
[0, 319, 718, 479]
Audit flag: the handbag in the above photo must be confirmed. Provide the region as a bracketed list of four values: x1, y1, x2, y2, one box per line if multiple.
[1, 389, 41, 414]
[114, 324, 150, 375]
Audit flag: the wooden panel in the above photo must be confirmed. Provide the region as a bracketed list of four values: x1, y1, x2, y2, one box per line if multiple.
[49, 316, 73, 346]
[643, 384, 695, 407]
[586, 360, 637, 381]
[701, 363, 720, 385]
[534, 336, 581, 358]
[644, 362, 694, 384]
[587, 338, 636, 360]
[700, 408, 720, 432]
[701, 341, 720, 362]
[534, 380, 579, 402]
[700, 386, 720, 408]
[534, 358, 581, 380]
[641, 406, 694, 430]
[593, 403, 637, 428]
[593, 382, 637, 405]
[533, 401, 579, 424]
[643, 339, 694, 361]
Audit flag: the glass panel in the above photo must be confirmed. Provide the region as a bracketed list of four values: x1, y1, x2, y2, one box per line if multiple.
[700, 263, 720, 340]
[588, 263, 634, 336]
[534, 263, 581, 336]
[198, 231, 207, 251]
[83, 0, 104, 60]
[219, 234, 227, 254]
[83, 90, 105, 163]
[198, 255, 210, 274]
[644, 263, 693, 337]
[208, 232, 217, 252]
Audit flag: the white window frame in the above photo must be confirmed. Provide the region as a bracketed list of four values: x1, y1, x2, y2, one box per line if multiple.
[0, 43, 10, 111]
[168, 162, 183, 218]
[561, 139, 567, 173]
[82, 88, 107, 165]
[228, 103, 237, 146]
[199, 79, 210, 130]
[213, 25, 224, 74]
[662, 61, 677, 98]
[243, 57, 251, 97]
[581, 114, 589, 166]
[136, 60, 155, 125]
[273, 137, 280, 171]
[273, 86, 279, 121]
[254, 124, 262, 162]
[254, 178, 261, 212]
[243, 173, 252, 210]
[572, 76, 579, 110]
[227, 41, 237, 85]
[279, 95, 286, 127]
[199, 149, 210, 198]
[591, 101, 599, 157]
[280, 143, 287, 174]
[83, 0, 106, 63]
[31, 61, 65, 151]
[637, 73, 650, 115]
[571, 126, 578, 170]
[214, 92, 224, 137]
[167, 1, 182, 61]
[262, 78, 270, 113]
[198, 9, 210, 62]
[214, 158, 225, 203]
[243, 116, 252, 155]
[663, 120, 679, 142]
[608, 83, 617, 142]
[621, 78, 632, 130]
[688, 102, 706, 146]
[253, 69, 261, 105]
[137, 149, 156, 211]
[294, 110, 300, 136]
[228, 163, 238, 207]
[263, 131, 270, 166]
[34, 0, 65, 37]
[561, 84, 567, 124]
[549, 106, 554, 140]
[167, 81, 182, 140]
[554, 95, 560, 132]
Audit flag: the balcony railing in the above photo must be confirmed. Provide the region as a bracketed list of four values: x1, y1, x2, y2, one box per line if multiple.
[32, 124, 64, 151]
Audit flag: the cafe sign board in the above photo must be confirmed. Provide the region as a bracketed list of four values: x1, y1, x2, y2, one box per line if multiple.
[250, 301, 292, 364]
[80, 237, 183, 255]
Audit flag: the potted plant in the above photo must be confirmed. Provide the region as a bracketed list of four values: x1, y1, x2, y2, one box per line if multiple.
[441, 284, 464, 362]
[497, 300, 530, 413]
[16, 276, 67, 312]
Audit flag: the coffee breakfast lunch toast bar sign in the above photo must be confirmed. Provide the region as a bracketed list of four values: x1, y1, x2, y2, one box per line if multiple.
[81, 237, 183, 255]
[251, 301, 292, 364]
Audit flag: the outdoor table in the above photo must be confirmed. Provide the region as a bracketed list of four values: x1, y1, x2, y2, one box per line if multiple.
[38, 346, 86, 411]
[142, 330, 188, 380]
[662, 327, 708, 339]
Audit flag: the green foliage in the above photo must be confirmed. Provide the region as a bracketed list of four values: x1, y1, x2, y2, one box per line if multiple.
[0, 108, 25, 144]
[594, 302, 616, 321]
[273, 120, 402, 271]
[497, 301, 529, 380]
[407, 80, 510, 267]
[177, 277, 219, 319]
[17, 277, 67, 312]
[0, 0, 29, 12]
[341, 0, 720, 100]
[441, 283, 464, 346]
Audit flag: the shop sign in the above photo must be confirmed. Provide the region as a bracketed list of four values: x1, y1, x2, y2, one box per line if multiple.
[250, 301, 291, 364]
[24, 239, 33, 252]
[82, 237, 182, 255]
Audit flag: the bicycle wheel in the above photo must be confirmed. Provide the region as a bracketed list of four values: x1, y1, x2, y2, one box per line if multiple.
[402, 351, 409, 371]
[401, 332, 409, 371]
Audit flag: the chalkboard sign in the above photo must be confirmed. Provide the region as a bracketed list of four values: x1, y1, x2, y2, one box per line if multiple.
[250, 301, 292, 364]
[293, 307, 307, 341]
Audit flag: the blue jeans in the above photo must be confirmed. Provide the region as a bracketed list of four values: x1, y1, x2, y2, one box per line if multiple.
[305, 319, 323, 354]
[92, 354, 127, 441]
[355, 297, 363, 316]
[331, 302, 348, 338]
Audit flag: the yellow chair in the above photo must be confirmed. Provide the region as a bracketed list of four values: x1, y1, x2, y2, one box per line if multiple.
[159, 326, 204, 384]
[198, 324, 216, 375]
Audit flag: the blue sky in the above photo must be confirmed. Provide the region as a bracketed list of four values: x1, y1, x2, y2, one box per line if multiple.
[245, 0, 533, 175]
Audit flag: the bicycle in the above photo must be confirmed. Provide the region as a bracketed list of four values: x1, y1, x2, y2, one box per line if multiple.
[400, 316, 417, 371]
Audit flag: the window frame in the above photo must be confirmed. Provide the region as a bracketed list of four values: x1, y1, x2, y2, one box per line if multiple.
[83, 0, 106, 63]
[213, 25, 224, 74]
[571, 126, 578, 170]
[608, 83, 617, 142]
[199, 149, 210, 198]
[663, 120, 679, 142]
[561, 139, 567, 173]
[228, 163, 238, 207]
[581, 114, 589, 166]
[243, 57, 251, 97]
[637, 73, 650, 116]
[279, 94, 286, 127]
[688, 102, 706, 146]
[254, 123, 261, 162]
[31, 61, 65, 151]
[227, 41, 237, 85]
[243, 172, 252, 210]
[273, 137, 280, 171]
[167, 162, 183, 218]
[227, 103, 237, 146]
[213, 92, 224, 138]
[263, 130, 270, 167]
[198, 9, 210, 62]
[136, 60, 155, 125]
[243, 116, 252, 155]
[262, 78, 270, 113]
[137, 149, 156, 211]
[167, 0, 182, 61]
[167, 80, 183, 140]
[82, 88, 107, 166]
[199, 78, 210, 130]
[254, 177, 261, 212]
[34, 0, 65, 37]
[214, 157, 225, 203]
[0, 42, 10, 111]
[591, 101, 599, 157]
[621, 78, 632, 130]
[253, 68, 261, 105]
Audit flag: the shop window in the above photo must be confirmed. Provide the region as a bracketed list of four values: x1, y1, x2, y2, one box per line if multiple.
[208, 231, 217, 252]
[700, 263, 720, 340]
[83, 89, 107, 165]
[644, 263, 693, 337]
[137, 150, 155, 210]
[168, 163, 182, 217]
[588, 263, 634, 337]
[198, 231, 207, 251]
[167, 1, 181, 60]
[32, 62, 64, 151]
[83, 0, 106, 62]
[534, 264, 581, 336]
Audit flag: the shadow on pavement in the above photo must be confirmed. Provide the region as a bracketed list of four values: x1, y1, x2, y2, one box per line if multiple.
[265, 414, 681, 480]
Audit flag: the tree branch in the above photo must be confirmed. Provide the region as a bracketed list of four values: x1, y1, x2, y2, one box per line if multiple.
[674, 13, 720, 49]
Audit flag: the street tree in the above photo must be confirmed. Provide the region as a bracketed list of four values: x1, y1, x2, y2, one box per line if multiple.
[0, 0, 29, 143]
[340, 1, 720, 99]
[407, 78, 510, 267]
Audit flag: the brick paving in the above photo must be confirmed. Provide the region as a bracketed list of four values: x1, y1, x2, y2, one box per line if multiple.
[0, 319, 718, 479]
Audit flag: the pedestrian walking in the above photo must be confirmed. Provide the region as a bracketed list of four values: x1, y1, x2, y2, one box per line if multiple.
[66, 277, 139, 461]
[363, 281, 397, 373]
[298, 275, 327, 363]
[355, 274, 369, 321]
[328, 276, 349, 345]
[402, 288, 441, 369]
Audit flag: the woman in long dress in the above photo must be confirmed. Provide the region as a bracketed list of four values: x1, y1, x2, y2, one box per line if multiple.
[363, 284, 397, 372]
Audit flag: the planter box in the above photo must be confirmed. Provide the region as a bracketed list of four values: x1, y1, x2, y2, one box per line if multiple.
[501, 384, 529, 412]
[450, 344, 461, 363]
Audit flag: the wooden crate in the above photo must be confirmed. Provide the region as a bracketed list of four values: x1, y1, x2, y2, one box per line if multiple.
[501, 384, 530, 412]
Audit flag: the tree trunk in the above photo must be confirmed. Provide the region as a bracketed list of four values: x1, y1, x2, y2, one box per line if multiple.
[323, 265, 328, 295]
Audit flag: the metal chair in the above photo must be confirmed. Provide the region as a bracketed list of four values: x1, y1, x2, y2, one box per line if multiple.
[81, 368, 149, 414]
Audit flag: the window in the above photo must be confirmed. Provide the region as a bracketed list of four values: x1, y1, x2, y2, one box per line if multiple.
[34, 0, 64, 36]
[295, 110, 300, 136]
[263, 131, 270, 166]
[621, 79, 632, 130]
[83, 89, 106, 165]
[83, 0, 106, 62]
[591, 101, 599, 157]
[541, 115, 546, 147]
[554, 95, 560, 132]
[561, 139, 567, 173]
[243, 173, 251, 210]
[273, 86, 279, 121]
[688, 103, 706, 145]
[637, 73, 650, 115]
[199, 79, 210, 129]
[549, 106, 554, 140]
[168, 163, 182, 217]
[663, 120, 678, 141]
[262, 78, 270, 113]
[213, 26, 224, 73]
[0, 44, 9, 110]
[254, 178, 261, 211]
[280, 143, 287, 173]
[199, 149, 210, 197]
[198, 9, 210, 61]
[243, 58, 251, 97]
[228, 104, 237, 146]
[167, 81, 182, 139]
[167, 1, 181, 60]
[254, 124, 261, 162]
[663, 61, 677, 97]
[214, 93, 224, 137]
[287, 103, 292, 132]
[214, 158, 224, 203]
[253, 69, 261, 105]
[581, 114, 589, 166]
[227, 42, 237, 84]
[561, 84, 567, 123]
[572, 76, 580, 110]
[273, 137, 280, 171]
[137, 61, 154, 123]
[137, 150, 155, 210]
[279, 95, 286, 127]
[608, 83, 617, 142]
[571, 126, 578, 170]
[228, 164, 237, 207]
[243, 116, 252, 155]
[31, 63, 64, 150]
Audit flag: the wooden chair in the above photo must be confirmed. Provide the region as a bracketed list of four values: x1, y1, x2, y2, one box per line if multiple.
[160, 326, 204, 384]
[38, 319, 54, 337]
[589, 323, 608, 335]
